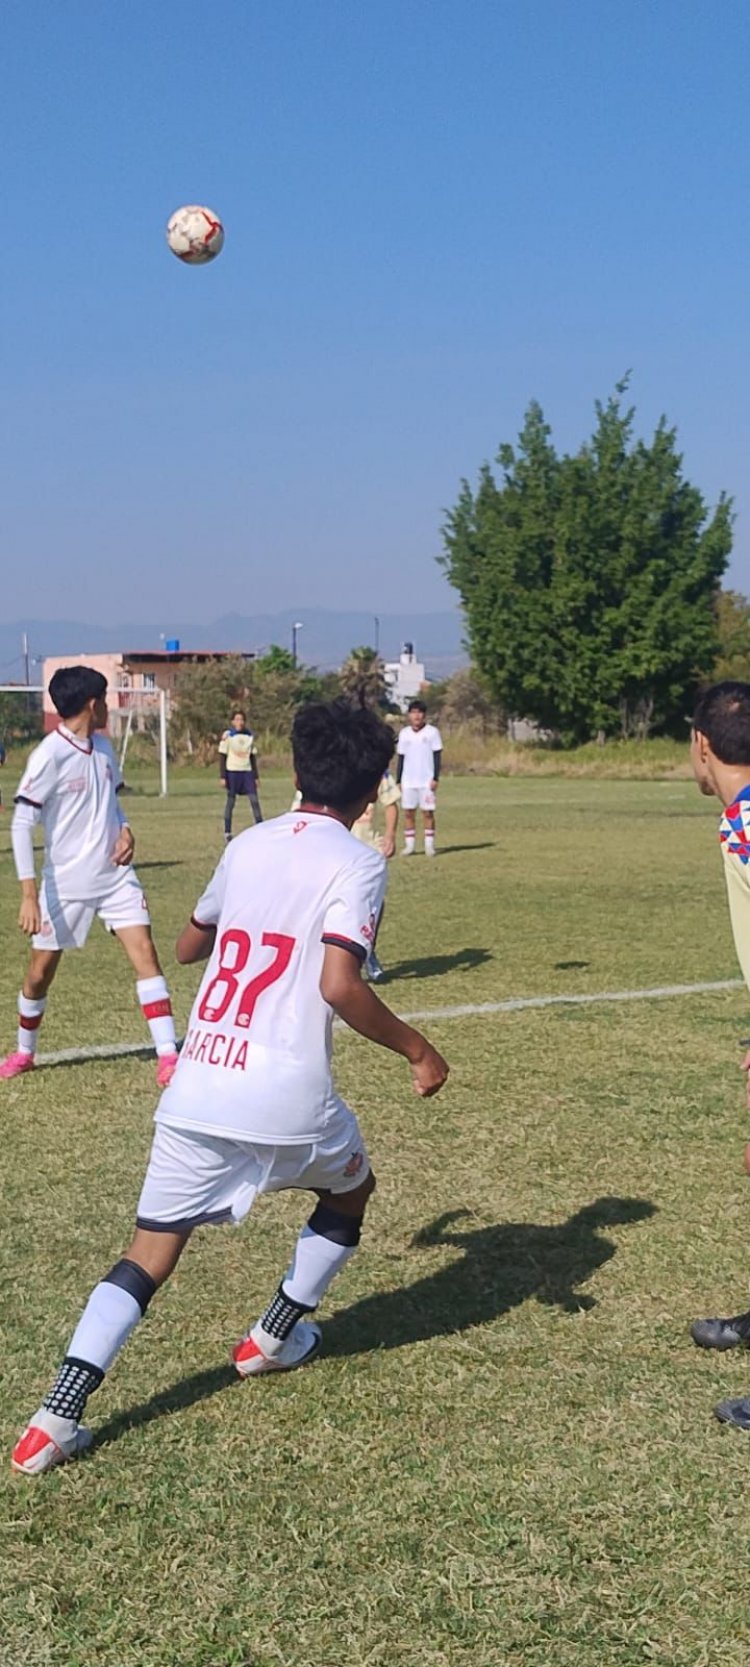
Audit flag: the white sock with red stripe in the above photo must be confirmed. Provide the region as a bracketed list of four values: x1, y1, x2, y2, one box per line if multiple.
[425, 829, 436, 854]
[404, 829, 416, 853]
[136, 976, 176, 1057]
[17, 993, 47, 1057]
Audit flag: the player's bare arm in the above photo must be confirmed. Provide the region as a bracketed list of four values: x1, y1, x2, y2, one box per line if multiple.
[18, 879, 42, 938]
[320, 942, 449, 1097]
[175, 917, 217, 964]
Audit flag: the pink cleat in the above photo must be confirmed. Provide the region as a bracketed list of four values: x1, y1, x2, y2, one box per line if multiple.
[0, 1051, 36, 1080]
[155, 1052, 179, 1088]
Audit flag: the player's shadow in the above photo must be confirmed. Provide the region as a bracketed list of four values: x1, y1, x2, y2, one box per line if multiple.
[137, 860, 184, 870]
[436, 842, 497, 855]
[93, 1196, 654, 1451]
[322, 1196, 657, 1355]
[383, 947, 492, 981]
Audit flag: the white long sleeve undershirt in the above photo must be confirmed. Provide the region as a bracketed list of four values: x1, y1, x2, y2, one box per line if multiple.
[11, 799, 39, 883]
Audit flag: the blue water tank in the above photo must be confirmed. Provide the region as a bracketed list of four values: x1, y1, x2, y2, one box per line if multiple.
[165, 639, 180, 653]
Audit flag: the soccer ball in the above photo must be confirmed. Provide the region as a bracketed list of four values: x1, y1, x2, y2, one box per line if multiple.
[166, 205, 224, 265]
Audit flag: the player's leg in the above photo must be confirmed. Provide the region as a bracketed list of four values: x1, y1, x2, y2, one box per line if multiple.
[234, 1124, 376, 1375]
[11, 1122, 240, 1473]
[401, 788, 417, 855]
[224, 780, 237, 841]
[0, 947, 63, 1077]
[365, 902, 386, 981]
[109, 888, 179, 1085]
[247, 774, 263, 824]
[11, 1226, 189, 1475]
[423, 807, 436, 856]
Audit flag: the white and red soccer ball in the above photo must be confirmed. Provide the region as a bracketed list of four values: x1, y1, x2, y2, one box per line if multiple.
[166, 205, 224, 265]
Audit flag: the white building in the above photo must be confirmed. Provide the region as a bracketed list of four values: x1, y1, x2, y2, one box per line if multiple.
[384, 642, 426, 712]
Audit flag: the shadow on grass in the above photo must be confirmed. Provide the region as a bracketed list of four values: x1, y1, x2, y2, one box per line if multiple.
[433, 842, 497, 855]
[323, 1197, 657, 1354]
[137, 860, 184, 870]
[94, 1196, 655, 1448]
[384, 947, 492, 981]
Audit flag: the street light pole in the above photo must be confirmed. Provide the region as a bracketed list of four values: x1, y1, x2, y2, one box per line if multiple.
[374, 616, 380, 656]
[292, 621, 303, 668]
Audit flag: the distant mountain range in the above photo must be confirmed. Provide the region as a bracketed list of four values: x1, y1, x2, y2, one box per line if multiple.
[0, 609, 468, 681]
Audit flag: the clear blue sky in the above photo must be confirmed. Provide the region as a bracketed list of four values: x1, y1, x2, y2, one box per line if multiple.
[2, 0, 749, 628]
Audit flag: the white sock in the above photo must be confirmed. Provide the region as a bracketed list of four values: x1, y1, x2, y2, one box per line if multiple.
[137, 976, 176, 1056]
[17, 992, 47, 1056]
[67, 1282, 144, 1373]
[425, 830, 436, 854]
[284, 1223, 358, 1308]
[252, 1221, 359, 1356]
[405, 830, 416, 851]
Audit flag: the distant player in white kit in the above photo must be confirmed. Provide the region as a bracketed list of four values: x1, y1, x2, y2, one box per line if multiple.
[11, 698, 449, 1475]
[0, 666, 178, 1086]
[396, 699, 443, 856]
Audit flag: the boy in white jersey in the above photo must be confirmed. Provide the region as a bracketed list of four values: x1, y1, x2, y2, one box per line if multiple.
[11, 699, 448, 1475]
[685, 683, 750, 1430]
[396, 698, 443, 856]
[0, 666, 178, 1087]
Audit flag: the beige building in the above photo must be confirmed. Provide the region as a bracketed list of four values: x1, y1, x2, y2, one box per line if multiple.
[42, 648, 253, 734]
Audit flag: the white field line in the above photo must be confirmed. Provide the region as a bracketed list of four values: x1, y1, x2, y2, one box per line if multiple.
[35, 977, 745, 1069]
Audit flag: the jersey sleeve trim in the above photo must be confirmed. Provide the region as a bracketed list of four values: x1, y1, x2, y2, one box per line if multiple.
[190, 914, 216, 931]
[321, 933, 367, 964]
[14, 793, 42, 809]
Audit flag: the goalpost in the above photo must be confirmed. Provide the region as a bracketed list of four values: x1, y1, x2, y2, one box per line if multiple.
[0, 684, 170, 797]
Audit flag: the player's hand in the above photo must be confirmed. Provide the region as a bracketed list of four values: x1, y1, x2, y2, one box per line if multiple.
[430, 779, 439, 792]
[742, 1049, 750, 1112]
[18, 894, 41, 936]
[382, 834, 396, 859]
[408, 1036, 449, 1098]
[113, 826, 135, 866]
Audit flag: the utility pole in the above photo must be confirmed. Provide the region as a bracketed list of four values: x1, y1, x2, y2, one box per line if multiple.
[374, 616, 380, 656]
[22, 632, 31, 710]
[292, 621, 303, 668]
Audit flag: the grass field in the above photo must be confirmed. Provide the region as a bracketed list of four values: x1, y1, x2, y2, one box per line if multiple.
[4, 773, 750, 1666]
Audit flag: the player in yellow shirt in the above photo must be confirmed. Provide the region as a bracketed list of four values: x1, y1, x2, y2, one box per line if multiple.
[291, 770, 400, 978]
[219, 710, 263, 840]
[688, 682, 750, 1428]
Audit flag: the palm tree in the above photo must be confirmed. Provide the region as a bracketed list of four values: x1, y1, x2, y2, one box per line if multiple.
[339, 646, 388, 710]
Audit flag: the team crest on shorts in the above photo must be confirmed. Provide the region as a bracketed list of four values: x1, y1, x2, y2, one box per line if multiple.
[343, 1150, 364, 1177]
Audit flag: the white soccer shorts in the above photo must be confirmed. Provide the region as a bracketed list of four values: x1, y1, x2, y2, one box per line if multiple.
[136, 1114, 371, 1232]
[400, 785, 436, 812]
[33, 871, 150, 951]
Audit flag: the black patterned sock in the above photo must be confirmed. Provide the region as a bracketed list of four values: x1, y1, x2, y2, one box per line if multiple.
[43, 1355, 104, 1422]
[257, 1283, 314, 1343]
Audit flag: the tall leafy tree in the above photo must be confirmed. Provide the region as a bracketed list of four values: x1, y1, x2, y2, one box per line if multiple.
[441, 385, 733, 742]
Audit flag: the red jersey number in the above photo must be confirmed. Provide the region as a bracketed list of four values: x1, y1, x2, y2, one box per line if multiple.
[197, 930, 295, 1028]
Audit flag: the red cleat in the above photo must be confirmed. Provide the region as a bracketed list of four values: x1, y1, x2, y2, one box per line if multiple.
[233, 1320, 322, 1377]
[11, 1409, 92, 1476]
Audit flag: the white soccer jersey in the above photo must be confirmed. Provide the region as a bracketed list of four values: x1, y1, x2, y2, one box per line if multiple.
[15, 726, 129, 902]
[157, 811, 388, 1144]
[397, 723, 443, 787]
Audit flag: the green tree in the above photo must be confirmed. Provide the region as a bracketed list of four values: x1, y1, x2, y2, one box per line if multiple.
[0, 690, 43, 747]
[429, 667, 505, 736]
[339, 646, 389, 709]
[441, 385, 733, 743]
[714, 590, 750, 681]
